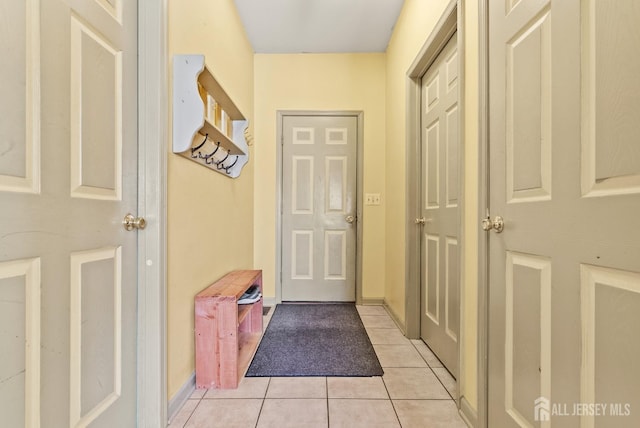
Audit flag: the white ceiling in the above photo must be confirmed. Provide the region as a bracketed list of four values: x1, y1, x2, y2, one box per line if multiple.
[233, 0, 405, 53]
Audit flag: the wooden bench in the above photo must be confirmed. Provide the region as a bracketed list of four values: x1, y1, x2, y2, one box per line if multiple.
[194, 270, 263, 389]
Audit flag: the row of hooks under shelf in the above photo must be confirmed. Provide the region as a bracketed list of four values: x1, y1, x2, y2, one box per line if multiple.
[190, 133, 239, 174]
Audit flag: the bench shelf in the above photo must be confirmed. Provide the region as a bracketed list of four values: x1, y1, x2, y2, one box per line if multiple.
[194, 270, 263, 389]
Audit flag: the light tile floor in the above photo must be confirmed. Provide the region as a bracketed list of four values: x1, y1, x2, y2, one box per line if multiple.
[170, 305, 468, 428]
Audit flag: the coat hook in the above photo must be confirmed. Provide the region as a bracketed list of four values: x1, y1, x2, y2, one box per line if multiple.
[224, 156, 239, 174]
[203, 141, 221, 164]
[191, 133, 208, 158]
[216, 150, 231, 169]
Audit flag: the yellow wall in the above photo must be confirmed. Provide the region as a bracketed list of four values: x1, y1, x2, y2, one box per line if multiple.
[166, 0, 480, 413]
[383, 0, 451, 327]
[384, 0, 479, 412]
[167, 0, 255, 400]
[253, 54, 387, 302]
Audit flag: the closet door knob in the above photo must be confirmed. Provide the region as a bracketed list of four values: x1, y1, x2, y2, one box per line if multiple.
[123, 213, 147, 231]
[481, 215, 504, 233]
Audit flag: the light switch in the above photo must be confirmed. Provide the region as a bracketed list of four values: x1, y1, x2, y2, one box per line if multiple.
[365, 194, 374, 205]
[365, 193, 381, 205]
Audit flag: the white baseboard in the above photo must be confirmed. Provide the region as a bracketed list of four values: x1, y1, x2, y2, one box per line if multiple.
[359, 297, 384, 305]
[167, 372, 195, 424]
[262, 296, 277, 308]
[460, 396, 478, 427]
[382, 299, 407, 334]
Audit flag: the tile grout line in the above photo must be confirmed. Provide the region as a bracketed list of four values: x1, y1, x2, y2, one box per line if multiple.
[410, 339, 457, 401]
[360, 307, 401, 426]
[181, 394, 203, 428]
[380, 369, 403, 427]
[254, 377, 271, 428]
[325, 377, 330, 428]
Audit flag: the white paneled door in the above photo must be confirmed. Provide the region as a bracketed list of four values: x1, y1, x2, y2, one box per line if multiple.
[488, 0, 640, 426]
[281, 115, 357, 302]
[420, 32, 460, 378]
[0, 0, 139, 426]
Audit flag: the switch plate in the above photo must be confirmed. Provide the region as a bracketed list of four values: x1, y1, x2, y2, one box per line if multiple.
[365, 194, 374, 205]
[365, 193, 381, 205]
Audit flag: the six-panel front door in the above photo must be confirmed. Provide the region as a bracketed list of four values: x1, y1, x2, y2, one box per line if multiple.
[0, 0, 139, 426]
[420, 32, 460, 378]
[281, 115, 357, 302]
[488, 0, 640, 426]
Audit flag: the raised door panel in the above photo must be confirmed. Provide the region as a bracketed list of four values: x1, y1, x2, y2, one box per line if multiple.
[70, 248, 122, 427]
[506, 8, 551, 203]
[444, 237, 459, 342]
[325, 156, 347, 214]
[0, 0, 40, 194]
[94, 0, 122, 23]
[504, 253, 551, 428]
[0, 258, 41, 428]
[70, 16, 122, 200]
[445, 106, 459, 208]
[291, 156, 313, 214]
[425, 234, 440, 324]
[581, 0, 640, 197]
[425, 121, 440, 210]
[291, 231, 313, 280]
[581, 265, 640, 427]
[324, 231, 347, 281]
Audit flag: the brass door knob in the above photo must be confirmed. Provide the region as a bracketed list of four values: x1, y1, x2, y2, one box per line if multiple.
[481, 216, 504, 233]
[123, 213, 147, 231]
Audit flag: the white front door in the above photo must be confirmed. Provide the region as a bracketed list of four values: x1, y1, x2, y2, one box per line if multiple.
[0, 0, 139, 426]
[488, 0, 640, 426]
[419, 32, 460, 377]
[281, 115, 358, 302]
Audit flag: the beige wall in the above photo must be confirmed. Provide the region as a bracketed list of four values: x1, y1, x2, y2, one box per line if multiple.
[253, 54, 387, 302]
[167, 0, 255, 400]
[384, 0, 479, 412]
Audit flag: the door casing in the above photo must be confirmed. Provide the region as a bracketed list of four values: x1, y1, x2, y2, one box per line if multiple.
[477, 2, 489, 427]
[276, 111, 364, 304]
[137, 2, 168, 426]
[405, 0, 465, 401]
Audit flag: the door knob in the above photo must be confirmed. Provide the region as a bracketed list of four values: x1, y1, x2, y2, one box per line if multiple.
[415, 217, 432, 225]
[346, 215, 356, 224]
[481, 215, 504, 233]
[123, 213, 146, 231]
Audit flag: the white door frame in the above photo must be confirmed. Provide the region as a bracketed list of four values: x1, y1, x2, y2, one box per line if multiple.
[275, 111, 364, 304]
[137, 2, 168, 426]
[476, 1, 489, 427]
[404, 0, 466, 405]
[405, 0, 461, 337]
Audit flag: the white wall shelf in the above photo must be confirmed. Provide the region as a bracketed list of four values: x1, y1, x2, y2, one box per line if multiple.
[172, 54, 249, 178]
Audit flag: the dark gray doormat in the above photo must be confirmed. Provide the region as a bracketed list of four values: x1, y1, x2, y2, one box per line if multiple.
[246, 303, 383, 377]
